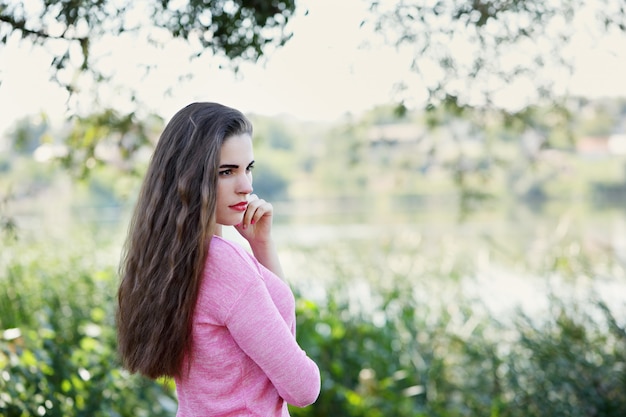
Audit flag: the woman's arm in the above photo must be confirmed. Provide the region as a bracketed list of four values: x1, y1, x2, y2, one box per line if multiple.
[225, 278, 320, 407]
[248, 239, 285, 280]
[231, 195, 319, 405]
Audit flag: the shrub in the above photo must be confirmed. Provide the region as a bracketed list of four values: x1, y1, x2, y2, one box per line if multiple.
[0, 239, 175, 417]
[1, 236, 624, 416]
[291, 282, 626, 417]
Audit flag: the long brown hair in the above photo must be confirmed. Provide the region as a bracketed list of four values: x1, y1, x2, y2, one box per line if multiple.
[116, 102, 253, 379]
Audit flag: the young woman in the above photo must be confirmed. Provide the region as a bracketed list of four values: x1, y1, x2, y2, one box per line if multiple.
[116, 102, 320, 416]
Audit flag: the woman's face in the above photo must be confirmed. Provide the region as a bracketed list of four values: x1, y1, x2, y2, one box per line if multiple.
[215, 133, 254, 226]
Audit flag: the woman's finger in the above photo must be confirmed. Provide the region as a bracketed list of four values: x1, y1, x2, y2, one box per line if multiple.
[242, 195, 270, 227]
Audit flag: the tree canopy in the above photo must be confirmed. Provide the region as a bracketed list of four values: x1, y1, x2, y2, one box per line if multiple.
[0, 0, 297, 174]
[0, 0, 296, 92]
[368, 0, 626, 113]
[3, 0, 625, 114]
[1, 0, 626, 176]
[358, 0, 626, 197]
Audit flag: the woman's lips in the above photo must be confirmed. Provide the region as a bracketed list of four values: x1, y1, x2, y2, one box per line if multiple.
[229, 202, 248, 212]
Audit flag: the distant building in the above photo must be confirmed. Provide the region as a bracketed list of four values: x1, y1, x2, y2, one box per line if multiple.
[577, 134, 626, 157]
[576, 136, 610, 157]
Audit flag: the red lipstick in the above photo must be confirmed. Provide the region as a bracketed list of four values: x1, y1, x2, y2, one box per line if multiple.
[229, 202, 248, 212]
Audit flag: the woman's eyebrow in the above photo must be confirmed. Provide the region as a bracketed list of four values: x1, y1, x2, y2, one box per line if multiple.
[219, 160, 254, 169]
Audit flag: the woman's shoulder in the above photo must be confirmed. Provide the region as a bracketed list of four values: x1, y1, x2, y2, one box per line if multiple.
[206, 236, 261, 278]
[210, 235, 253, 260]
[197, 236, 262, 318]
[210, 235, 246, 253]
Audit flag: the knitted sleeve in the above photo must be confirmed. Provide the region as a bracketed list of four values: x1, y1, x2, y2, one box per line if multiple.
[220, 245, 321, 407]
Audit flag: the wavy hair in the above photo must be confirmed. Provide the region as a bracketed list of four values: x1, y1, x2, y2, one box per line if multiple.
[116, 102, 253, 379]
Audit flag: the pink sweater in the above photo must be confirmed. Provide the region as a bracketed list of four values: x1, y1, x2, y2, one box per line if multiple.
[175, 236, 320, 416]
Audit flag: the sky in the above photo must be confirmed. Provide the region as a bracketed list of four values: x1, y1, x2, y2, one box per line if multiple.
[1, 0, 626, 136]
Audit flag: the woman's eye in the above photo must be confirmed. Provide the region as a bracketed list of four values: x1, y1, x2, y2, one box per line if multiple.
[246, 164, 255, 172]
[219, 169, 232, 176]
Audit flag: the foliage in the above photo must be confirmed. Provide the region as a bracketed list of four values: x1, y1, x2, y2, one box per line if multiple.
[58, 109, 161, 178]
[2, 0, 625, 202]
[311, 121, 371, 198]
[8, 116, 50, 155]
[301, 97, 626, 210]
[251, 165, 289, 201]
[0, 0, 296, 87]
[0, 0, 297, 173]
[247, 115, 322, 200]
[2, 99, 626, 415]
[2, 224, 624, 416]
[0, 238, 176, 416]
[290, 266, 626, 417]
[0, 192, 16, 240]
[370, 0, 626, 111]
[3, 0, 625, 180]
[362, 0, 626, 198]
[505, 299, 626, 416]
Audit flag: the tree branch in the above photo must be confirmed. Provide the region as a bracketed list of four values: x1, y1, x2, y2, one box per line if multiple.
[0, 13, 84, 42]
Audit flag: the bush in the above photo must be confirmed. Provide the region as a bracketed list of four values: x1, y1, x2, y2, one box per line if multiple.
[504, 299, 626, 417]
[1, 236, 624, 416]
[291, 282, 626, 417]
[0, 239, 175, 417]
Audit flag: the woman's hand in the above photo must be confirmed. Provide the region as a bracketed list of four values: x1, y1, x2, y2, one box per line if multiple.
[234, 194, 273, 245]
[234, 194, 285, 279]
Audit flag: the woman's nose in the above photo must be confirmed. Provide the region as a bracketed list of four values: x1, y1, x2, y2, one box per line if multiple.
[237, 174, 253, 194]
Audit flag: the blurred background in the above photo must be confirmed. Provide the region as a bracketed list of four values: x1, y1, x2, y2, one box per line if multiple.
[1, 0, 626, 416]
